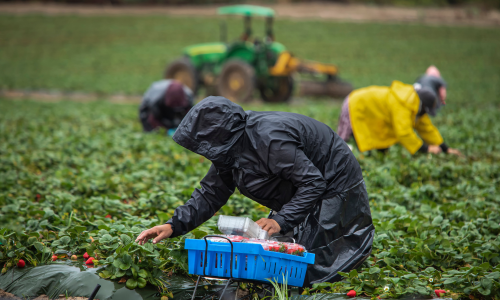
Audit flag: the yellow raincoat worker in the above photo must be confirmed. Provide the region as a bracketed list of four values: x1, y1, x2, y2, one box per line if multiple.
[337, 66, 462, 156]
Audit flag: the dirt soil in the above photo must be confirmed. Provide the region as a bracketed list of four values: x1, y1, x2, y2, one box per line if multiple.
[0, 2, 499, 27]
[0, 290, 89, 300]
[0, 289, 21, 300]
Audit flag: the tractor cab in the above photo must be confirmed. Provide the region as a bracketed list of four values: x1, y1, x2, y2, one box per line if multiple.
[218, 5, 276, 44]
[165, 5, 352, 103]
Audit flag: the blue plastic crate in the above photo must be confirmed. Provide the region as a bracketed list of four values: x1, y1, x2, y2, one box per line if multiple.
[185, 238, 315, 287]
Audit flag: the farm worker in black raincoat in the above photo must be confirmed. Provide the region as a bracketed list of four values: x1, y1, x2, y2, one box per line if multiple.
[139, 79, 194, 134]
[136, 97, 374, 285]
[337, 65, 462, 156]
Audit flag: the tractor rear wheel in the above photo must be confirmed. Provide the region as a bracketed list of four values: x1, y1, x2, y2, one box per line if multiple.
[217, 60, 255, 103]
[259, 76, 294, 103]
[165, 58, 198, 94]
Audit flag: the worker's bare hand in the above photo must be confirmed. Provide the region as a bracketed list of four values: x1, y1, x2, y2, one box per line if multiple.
[447, 148, 464, 157]
[428, 145, 442, 154]
[136, 224, 173, 245]
[256, 218, 281, 236]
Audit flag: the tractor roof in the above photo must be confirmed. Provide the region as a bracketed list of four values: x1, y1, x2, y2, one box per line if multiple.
[217, 5, 275, 17]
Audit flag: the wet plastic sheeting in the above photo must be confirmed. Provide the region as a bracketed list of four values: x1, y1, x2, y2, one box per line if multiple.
[291, 294, 347, 300]
[291, 294, 452, 300]
[0, 260, 214, 300]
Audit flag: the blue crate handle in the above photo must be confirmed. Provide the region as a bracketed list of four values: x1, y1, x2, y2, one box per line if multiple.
[203, 235, 233, 278]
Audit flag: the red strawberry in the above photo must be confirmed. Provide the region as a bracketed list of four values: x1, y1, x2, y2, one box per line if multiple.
[51, 255, 57, 261]
[105, 214, 111, 219]
[86, 257, 94, 264]
[36, 194, 41, 201]
[17, 259, 25, 268]
[347, 290, 356, 298]
[435, 290, 446, 297]
[83, 252, 89, 259]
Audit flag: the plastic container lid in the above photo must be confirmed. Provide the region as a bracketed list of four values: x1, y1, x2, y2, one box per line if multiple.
[217, 215, 269, 239]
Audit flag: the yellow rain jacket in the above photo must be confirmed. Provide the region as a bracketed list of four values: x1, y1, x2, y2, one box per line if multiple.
[349, 80, 443, 154]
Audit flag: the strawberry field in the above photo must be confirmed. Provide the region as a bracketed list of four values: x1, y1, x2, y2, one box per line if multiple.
[1, 12, 500, 300]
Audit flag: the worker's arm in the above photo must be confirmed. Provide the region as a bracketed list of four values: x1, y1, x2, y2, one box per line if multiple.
[415, 115, 464, 156]
[269, 148, 327, 235]
[136, 164, 234, 244]
[392, 105, 426, 154]
[166, 164, 235, 238]
[414, 114, 444, 146]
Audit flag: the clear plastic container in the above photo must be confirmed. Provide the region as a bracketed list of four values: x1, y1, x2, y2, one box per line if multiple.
[217, 215, 269, 239]
[206, 235, 249, 243]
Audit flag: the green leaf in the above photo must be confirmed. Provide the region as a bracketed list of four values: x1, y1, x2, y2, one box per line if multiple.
[170, 249, 189, 271]
[443, 277, 458, 284]
[99, 234, 113, 244]
[142, 243, 154, 253]
[126, 278, 138, 289]
[115, 269, 126, 277]
[480, 278, 493, 291]
[369, 267, 380, 274]
[112, 258, 123, 269]
[138, 269, 148, 278]
[98, 225, 111, 231]
[137, 277, 147, 289]
[156, 212, 170, 223]
[120, 234, 132, 245]
[389, 278, 400, 284]
[349, 269, 358, 278]
[486, 272, 500, 279]
[191, 230, 207, 240]
[59, 236, 71, 245]
[73, 226, 87, 234]
[337, 271, 349, 278]
[33, 242, 44, 252]
[122, 253, 132, 263]
[99, 270, 112, 279]
[478, 287, 491, 296]
[431, 216, 443, 225]
[119, 261, 131, 270]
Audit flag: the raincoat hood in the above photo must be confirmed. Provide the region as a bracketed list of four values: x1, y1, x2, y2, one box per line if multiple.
[389, 80, 420, 113]
[172, 96, 247, 165]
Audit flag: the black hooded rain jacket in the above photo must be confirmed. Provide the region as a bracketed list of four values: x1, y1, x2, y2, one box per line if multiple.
[167, 96, 374, 285]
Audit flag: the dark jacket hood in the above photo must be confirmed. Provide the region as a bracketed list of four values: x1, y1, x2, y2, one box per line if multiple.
[172, 96, 247, 165]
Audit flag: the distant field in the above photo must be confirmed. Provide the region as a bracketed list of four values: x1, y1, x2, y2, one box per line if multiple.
[0, 14, 499, 104]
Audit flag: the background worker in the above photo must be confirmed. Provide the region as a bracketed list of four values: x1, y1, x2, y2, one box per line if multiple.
[337, 66, 462, 156]
[139, 79, 194, 133]
[136, 96, 374, 286]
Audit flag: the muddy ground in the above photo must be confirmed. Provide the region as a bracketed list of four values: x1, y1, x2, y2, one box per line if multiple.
[0, 289, 88, 300]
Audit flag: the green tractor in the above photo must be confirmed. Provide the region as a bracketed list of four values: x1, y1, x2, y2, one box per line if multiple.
[165, 5, 352, 103]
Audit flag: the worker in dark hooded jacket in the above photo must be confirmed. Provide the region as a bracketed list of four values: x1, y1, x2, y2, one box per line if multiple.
[136, 97, 374, 285]
[139, 79, 194, 133]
